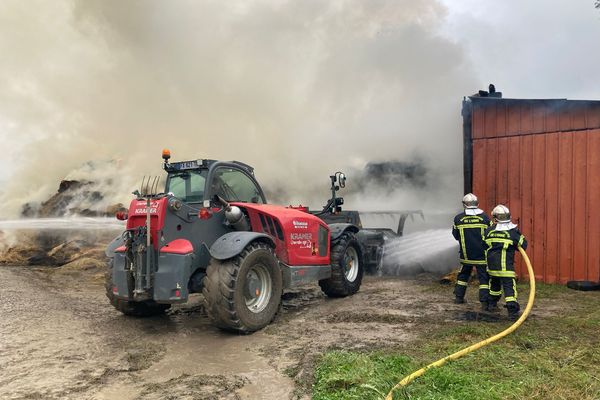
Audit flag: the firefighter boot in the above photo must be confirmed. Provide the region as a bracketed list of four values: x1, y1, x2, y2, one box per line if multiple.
[486, 301, 500, 313]
[506, 303, 520, 321]
[453, 280, 468, 304]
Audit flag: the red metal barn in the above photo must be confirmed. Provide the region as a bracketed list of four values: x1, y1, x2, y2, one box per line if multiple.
[462, 96, 600, 283]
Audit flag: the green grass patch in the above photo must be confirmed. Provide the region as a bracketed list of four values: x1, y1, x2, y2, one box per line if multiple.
[526, 282, 570, 299]
[313, 286, 600, 400]
[313, 351, 414, 400]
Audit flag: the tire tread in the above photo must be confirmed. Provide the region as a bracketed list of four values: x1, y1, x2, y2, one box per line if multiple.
[203, 242, 281, 333]
[319, 232, 364, 297]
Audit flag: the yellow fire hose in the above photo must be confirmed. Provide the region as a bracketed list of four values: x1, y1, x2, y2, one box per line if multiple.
[385, 247, 535, 400]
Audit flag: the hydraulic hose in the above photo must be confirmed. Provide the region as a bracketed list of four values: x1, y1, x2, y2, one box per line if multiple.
[385, 247, 535, 400]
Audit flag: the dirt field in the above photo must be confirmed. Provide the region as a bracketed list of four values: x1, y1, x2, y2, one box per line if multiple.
[0, 265, 544, 400]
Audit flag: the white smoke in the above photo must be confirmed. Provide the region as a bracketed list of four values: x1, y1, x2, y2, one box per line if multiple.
[439, 0, 600, 100]
[0, 0, 477, 218]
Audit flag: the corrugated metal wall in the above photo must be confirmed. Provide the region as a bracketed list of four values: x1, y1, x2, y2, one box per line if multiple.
[465, 97, 600, 283]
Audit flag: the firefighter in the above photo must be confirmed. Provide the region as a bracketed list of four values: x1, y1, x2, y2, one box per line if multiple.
[452, 193, 491, 308]
[484, 205, 528, 320]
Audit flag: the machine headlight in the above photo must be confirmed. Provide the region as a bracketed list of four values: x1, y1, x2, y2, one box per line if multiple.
[168, 197, 182, 211]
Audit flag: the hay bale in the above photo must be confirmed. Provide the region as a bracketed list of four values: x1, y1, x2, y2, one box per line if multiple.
[439, 269, 459, 285]
[60, 257, 106, 271]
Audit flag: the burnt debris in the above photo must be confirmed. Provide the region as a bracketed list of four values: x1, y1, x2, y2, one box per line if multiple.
[362, 160, 428, 189]
[20, 180, 123, 218]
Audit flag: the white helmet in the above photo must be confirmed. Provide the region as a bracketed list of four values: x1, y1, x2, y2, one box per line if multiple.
[492, 204, 511, 223]
[462, 193, 479, 209]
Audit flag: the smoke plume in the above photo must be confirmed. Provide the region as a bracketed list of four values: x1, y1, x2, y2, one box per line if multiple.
[0, 0, 476, 218]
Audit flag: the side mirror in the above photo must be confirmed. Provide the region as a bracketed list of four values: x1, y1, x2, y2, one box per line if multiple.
[339, 173, 346, 188]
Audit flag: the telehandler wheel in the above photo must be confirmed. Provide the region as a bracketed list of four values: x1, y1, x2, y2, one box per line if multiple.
[202, 241, 282, 333]
[105, 259, 170, 317]
[319, 232, 364, 297]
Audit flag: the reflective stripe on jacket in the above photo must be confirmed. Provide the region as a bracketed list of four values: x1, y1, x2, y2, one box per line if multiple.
[452, 211, 491, 265]
[484, 225, 528, 277]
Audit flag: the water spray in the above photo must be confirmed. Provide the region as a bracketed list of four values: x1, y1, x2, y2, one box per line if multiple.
[0, 217, 124, 231]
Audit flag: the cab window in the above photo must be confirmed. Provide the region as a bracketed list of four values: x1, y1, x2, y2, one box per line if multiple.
[212, 168, 264, 203]
[166, 170, 207, 203]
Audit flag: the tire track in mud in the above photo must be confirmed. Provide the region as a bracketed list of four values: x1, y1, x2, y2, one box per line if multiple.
[0, 267, 167, 399]
[0, 267, 477, 400]
[256, 278, 459, 396]
[0, 267, 295, 400]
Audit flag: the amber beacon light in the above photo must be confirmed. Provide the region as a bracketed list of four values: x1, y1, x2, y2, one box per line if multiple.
[162, 148, 171, 162]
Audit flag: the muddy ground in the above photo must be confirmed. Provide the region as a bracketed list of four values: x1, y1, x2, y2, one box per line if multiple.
[0, 265, 543, 400]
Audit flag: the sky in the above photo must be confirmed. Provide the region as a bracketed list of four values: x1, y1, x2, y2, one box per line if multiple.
[438, 0, 600, 99]
[0, 0, 598, 218]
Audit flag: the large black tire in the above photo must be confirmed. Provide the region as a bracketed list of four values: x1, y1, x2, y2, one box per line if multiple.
[202, 242, 282, 333]
[105, 259, 171, 317]
[566, 280, 600, 291]
[319, 232, 364, 297]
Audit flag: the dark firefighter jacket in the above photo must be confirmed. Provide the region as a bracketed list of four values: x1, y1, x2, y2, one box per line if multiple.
[484, 226, 528, 277]
[452, 212, 491, 265]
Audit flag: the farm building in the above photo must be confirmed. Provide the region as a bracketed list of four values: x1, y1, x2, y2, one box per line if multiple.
[462, 92, 600, 283]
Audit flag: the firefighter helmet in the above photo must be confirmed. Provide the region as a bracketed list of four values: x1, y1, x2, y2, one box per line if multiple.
[462, 193, 479, 209]
[492, 204, 511, 223]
